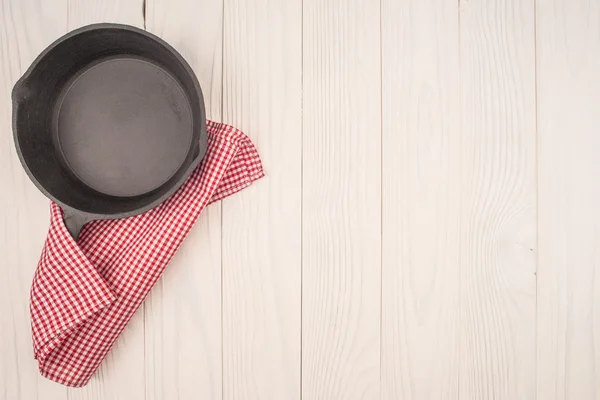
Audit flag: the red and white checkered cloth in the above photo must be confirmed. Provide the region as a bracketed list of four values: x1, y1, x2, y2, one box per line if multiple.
[29, 121, 263, 387]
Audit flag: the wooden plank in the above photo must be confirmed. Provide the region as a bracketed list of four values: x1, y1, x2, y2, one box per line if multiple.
[63, 0, 146, 398]
[458, 0, 537, 398]
[0, 0, 68, 398]
[143, 0, 223, 399]
[66, 0, 143, 26]
[380, 0, 460, 398]
[221, 0, 302, 398]
[536, 0, 600, 398]
[301, 0, 381, 398]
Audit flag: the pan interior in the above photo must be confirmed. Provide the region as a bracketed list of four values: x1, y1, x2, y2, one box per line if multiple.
[54, 56, 193, 197]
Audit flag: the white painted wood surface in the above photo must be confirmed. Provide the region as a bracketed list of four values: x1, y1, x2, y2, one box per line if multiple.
[537, 1, 600, 399]
[0, 0, 598, 399]
[221, 0, 301, 398]
[302, 0, 381, 399]
[381, 1, 461, 398]
[458, 1, 537, 398]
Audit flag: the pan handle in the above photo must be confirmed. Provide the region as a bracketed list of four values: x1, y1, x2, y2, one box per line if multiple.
[63, 208, 92, 240]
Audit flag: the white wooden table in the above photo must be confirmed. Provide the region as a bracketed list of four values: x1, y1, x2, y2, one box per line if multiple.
[1, 0, 598, 398]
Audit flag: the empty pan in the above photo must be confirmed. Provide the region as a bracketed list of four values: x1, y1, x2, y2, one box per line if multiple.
[12, 23, 207, 239]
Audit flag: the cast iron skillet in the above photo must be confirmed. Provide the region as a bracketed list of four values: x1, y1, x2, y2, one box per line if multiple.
[12, 23, 207, 239]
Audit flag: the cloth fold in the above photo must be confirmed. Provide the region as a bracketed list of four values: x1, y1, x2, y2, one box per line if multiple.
[29, 121, 263, 387]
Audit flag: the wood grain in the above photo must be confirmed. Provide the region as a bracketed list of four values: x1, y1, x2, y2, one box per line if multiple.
[381, 0, 460, 399]
[144, 0, 224, 398]
[221, 0, 302, 398]
[64, 0, 146, 398]
[458, 0, 537, 398]
[301, 0, 381, 398]
[66, 0, 143, 26]
[536, 0, 600, 398]
[0, 1, 68, 399]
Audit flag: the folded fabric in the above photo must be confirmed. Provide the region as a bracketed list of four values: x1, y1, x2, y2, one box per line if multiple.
[29, 121, 264, 387]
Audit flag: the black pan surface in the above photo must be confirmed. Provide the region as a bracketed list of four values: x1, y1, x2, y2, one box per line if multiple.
[55, 56, 194, 197]
[13, 23, 207, 239]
